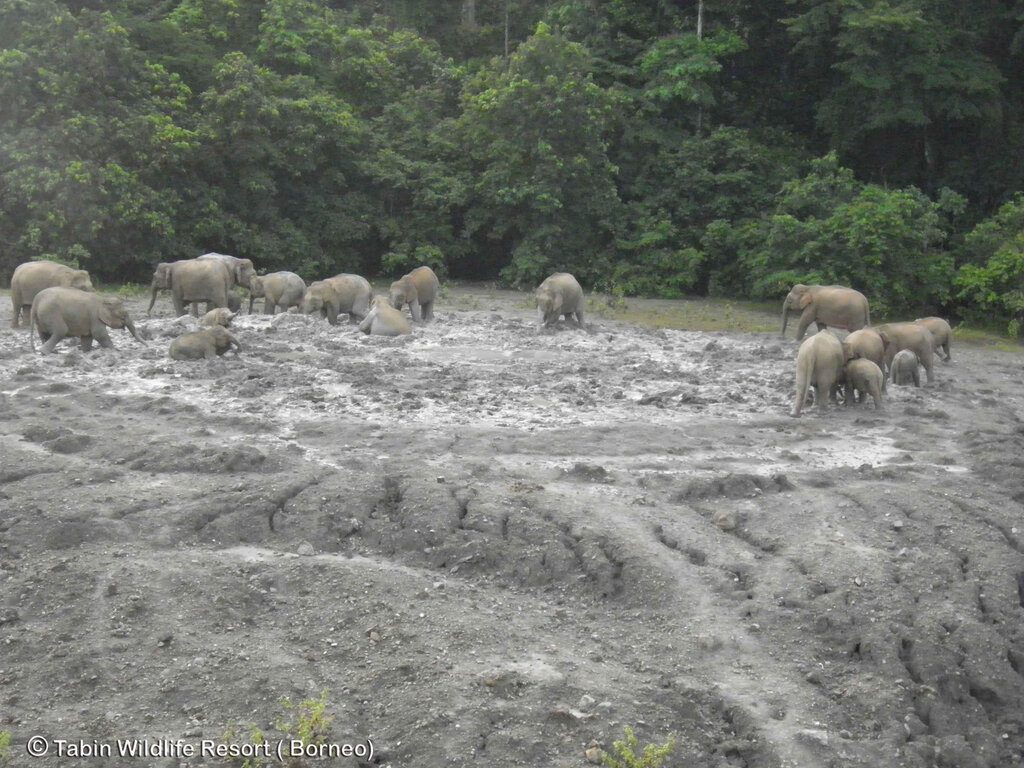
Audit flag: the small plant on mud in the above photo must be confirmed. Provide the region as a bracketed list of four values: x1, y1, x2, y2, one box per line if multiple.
[0, 731, 10, 765]
[601, 726, 676, 768]
[218, 725, 270, 768]
[278, 690, 333, 759]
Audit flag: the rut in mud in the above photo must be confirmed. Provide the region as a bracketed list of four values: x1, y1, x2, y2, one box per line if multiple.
[1, 288, 1023, 768]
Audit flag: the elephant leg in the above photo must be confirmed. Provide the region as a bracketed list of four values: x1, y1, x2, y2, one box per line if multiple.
[40, 320, 67, 353]
[410, 300, 422, 323]
[264, 299, 274, 315]
[326, 305, 339, 325]
[795, 309, 816, 341]
[816, 321, 828, 332]
[912, 368, 921, 387]
[922, 353, 935, 384]
[96, 328, 114, 348]
[173, 293, 187, 317]
[942, 342, 951, 362]
[817, 377, 834, 413]
[423, 301, 435, 322]
[574, 309, 585, 326]
[204, 345, 216, 360]
[871, 392, 883, 410]
[80, 336, 93, 351]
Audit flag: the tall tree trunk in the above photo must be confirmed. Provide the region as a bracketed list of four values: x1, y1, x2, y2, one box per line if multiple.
[462, 0, 477, 29]
[504, 0, 510, 62]
[696, 0, 705, 135]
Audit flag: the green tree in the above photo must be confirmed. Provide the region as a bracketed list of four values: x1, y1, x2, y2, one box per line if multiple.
[955, 195, 1024, 335]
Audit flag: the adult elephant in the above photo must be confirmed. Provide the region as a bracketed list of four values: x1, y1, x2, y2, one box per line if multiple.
[30, 287, 144, 353]
[147, 259, 233, 317]
[11, 260, 94, 327]
[873, 322, 936, 384]
[248, 271, 306, 315]
[536, 272, 585, 328]
[302, 274, 372, 324]
[389, 266, 440, 323]
[196, 252, 256, 292]
[781, 284, 870, 341]
[791, 329, 851, 417]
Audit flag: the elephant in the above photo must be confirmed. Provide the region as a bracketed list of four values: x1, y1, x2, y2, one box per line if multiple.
[169, 326, 241, 360]
[844, 328, 889, 391]
[389, 266, 440, 323]
[248, 271, 306, 314]
[791, 329, 851, 417]
[196, 252, 256, 290]
[359, 295, 412, 337]
[147, 259, 234, 317]
[226, 290, 242, 313]
[11, 260, 94, 327]
[200, 308, 235, 327]
[301, 274, 372, 325]
[842, 358, 884, 410]
[915, 316, 952, 362]
[890, 349, 921, 387]
[781, 284, 870, 340]
[536, 272, 584, 328]
[873, 323, 935, 384]
[29, 287, 144, 353]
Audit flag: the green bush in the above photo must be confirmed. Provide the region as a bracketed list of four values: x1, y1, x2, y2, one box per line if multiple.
[955, 196, 1024, 336]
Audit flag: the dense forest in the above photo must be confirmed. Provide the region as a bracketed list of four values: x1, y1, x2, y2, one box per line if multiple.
[1, 0, 1023, 330]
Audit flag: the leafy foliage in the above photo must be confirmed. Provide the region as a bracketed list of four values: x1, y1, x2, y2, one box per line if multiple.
[601, 726, 676, 768]
[955, 195, 1024, 335]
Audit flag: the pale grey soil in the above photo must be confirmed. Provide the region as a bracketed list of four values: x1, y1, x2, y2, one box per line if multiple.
[1, 286, 1023, 768]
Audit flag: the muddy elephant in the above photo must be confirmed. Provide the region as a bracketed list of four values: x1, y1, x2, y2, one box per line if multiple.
[11, 260, 94, 327]
[248, 271, 306, 315]
[196, 252, 256, 291]
[781, 284, 870, 340]
[200, 308, 235, 327]
[29, 287, 144, 353]
[842, 358, 884, 410]
[874, 323, 935, 384]
[890, 349, 921, 387]
[536, 272, 585, 328]
[791, 329, 851, 417]
[359, 295, 412, 337]
[915, 316, 952, 362]
[169, 326, 241, 360]
[844, 328, 889, 391]
[389, 266, 440, 323]
[147, 259, 233, 317]
[302, 274, 372, 325]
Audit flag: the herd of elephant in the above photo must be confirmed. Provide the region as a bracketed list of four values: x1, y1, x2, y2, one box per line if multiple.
[7, 256, 584, 359]
[7, 261, 946, 416]
[782, 283, 953, 417]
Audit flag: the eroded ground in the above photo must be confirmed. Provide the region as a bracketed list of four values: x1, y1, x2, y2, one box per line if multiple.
[1, 287, 1023, 768]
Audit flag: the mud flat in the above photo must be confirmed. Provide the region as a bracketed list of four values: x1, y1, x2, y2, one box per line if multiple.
[1, 287, 1023, 767]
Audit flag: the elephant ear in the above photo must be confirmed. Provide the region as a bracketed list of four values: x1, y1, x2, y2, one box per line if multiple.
[878, 331, 891, 348]
[798, 292, 813, 309]
[98, 299, 123, 328]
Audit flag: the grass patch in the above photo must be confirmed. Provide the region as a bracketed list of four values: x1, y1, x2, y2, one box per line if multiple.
[587, 294, 779, 333]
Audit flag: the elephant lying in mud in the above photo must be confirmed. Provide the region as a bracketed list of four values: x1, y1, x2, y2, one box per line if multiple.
[791, 329, 851, 417]
[248, 272, 306, 315]
[890, 349, 921, 387]
[30, 288, 144, 353]
[200, 308, 235, 327]
[842, 358, 884, 410]
[359, 296, 412, 336]
[169, 326, 241, 360]
[302, 274, 372, 324]
[390, 266, 440, 323]
[780, 284, 870, 340]
[11, 260, 94, 327]
[536, 272, 585, 328]
[915, 316, 952, 362]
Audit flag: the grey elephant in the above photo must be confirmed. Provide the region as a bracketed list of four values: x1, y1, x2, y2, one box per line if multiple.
[302, 274, 372, 324]
[196, 252, 256, 290]
[29, 287, 144, 353]
[248, 271, 306, 314]
[844, 328, 889, 391]
[536, 272, 584, 328]
[842, 358, 884, 410]
[169, 326, 241, 360]
[781, 284, 870, 340]
[873, 323, 935, 384]
[200, 308, 235, 327]
[11, 260, 94, 327]
[791, 329, 850, 417]
[915, 316, 952, 362]
[389, 266, 440, 323]
[147, 259, 234, 317]
[890, 349, 921, 387]
[359, 295, 412, 337]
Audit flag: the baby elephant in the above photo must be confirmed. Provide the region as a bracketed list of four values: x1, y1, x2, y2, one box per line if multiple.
[169, 326, 241, 360]
[890, 349, 921, 387]
[249, 271, 306, 315]
[200, 308, 235, 327]
[536, 272, 584, 328]
[843, 358, 884, 410]
[359, 296, 412, 337]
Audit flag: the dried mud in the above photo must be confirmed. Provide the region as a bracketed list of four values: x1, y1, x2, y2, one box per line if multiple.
[1, 288, 1023, 768]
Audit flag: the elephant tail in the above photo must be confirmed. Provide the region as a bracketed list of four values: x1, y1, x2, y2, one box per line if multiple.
[791, 357, 810, 417]
[28, 304, 37, 352]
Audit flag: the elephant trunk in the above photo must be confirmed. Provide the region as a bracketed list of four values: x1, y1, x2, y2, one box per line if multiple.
[147, 284, 159, 315]
[125, 317, 146, 345]
[29, 306, 37, 352]
[248, 293, 255, 314]
[780, 302, 790, 337]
